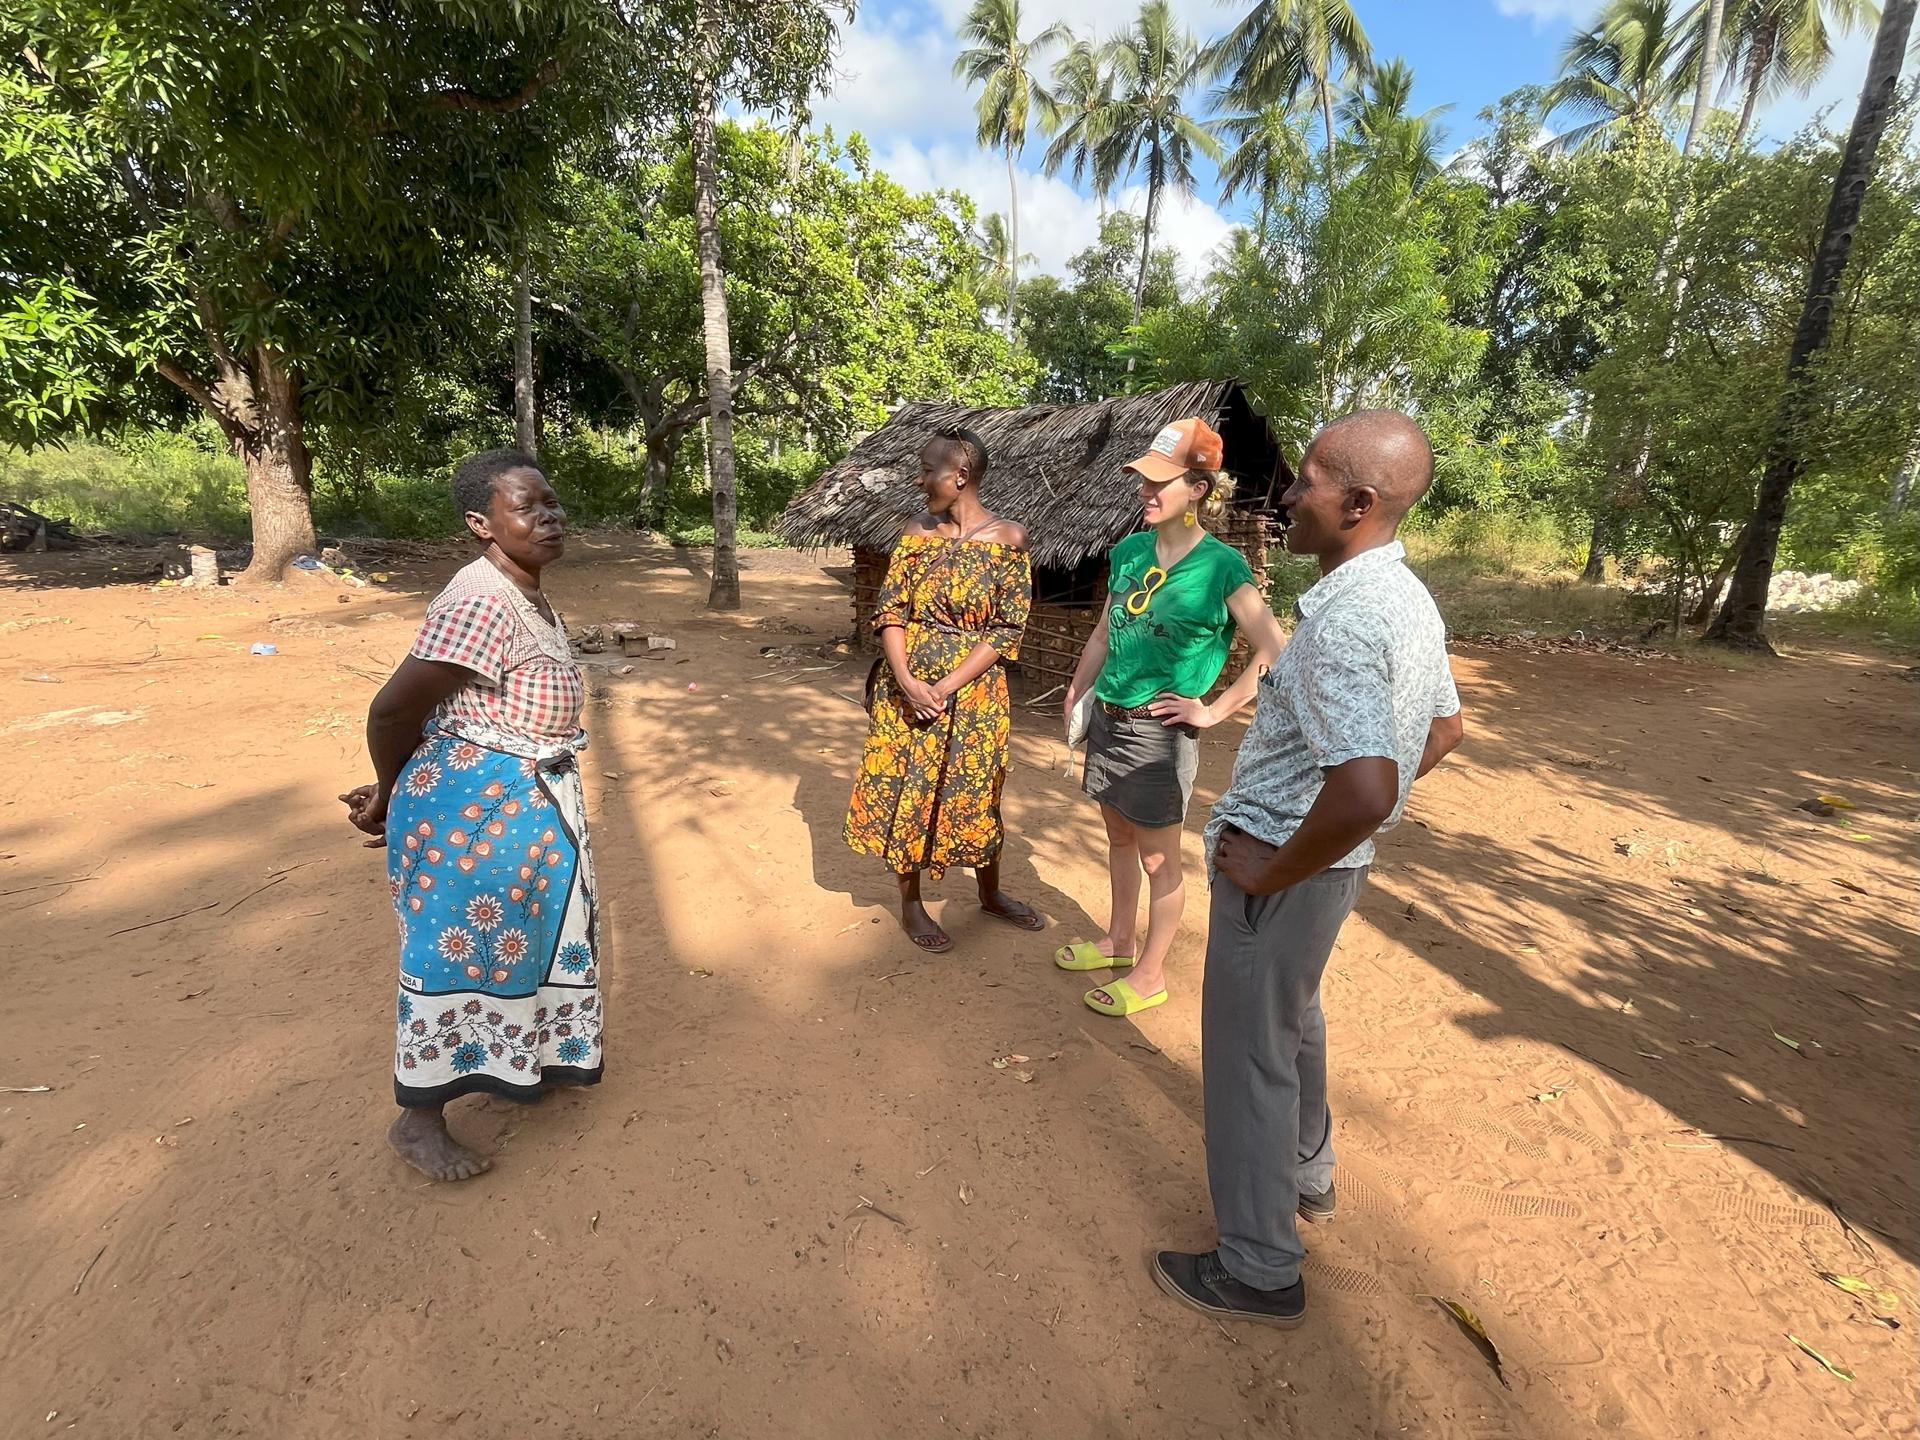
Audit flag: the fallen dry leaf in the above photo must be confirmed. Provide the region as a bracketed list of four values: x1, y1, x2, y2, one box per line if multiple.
[1815, 793, 1855, 810]
[989, 1054, 1030, 1070]
[1013, 1070, 1035, 1083]
[1532, 1087, 1570, 1104]
[1773, 1031, 1803, 1053]
[1819, 1272, 1900, 1310]
[1422, 1296, 1509, 1388]
[958, 1184, 973, 1206]
[1787, 1334, 1854, 1382]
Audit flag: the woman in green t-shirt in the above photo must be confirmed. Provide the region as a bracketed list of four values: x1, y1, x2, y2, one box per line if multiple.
[1058, 417, 1287, 1018]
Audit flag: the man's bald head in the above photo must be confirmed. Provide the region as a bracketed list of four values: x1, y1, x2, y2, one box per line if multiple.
[1302, 410, 1435, 526]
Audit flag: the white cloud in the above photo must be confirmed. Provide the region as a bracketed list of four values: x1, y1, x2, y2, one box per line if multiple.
[820, 2, 1243, 279]
[873, 137, 1238, 282]
[928, 0, 1222, 42]
[813, 9, 979, 143]
[820, 0, 1234, 147]
[1491, 0, 1598, 28]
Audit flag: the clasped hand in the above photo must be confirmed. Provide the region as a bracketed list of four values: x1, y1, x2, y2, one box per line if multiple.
[899, 674, 951, 722]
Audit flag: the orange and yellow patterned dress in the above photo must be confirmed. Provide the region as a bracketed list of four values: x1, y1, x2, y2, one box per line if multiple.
[845, 533, 1033, 877]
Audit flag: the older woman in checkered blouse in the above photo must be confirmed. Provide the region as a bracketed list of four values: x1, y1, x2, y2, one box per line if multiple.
[341, 450, 603, 1183]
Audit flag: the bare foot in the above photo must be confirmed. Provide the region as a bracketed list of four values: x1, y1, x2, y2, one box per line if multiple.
[388, 1107, 492, 1182]
[901, 901, 953, 953]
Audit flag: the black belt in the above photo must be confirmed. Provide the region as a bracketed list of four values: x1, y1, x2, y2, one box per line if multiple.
[1101, 701, 1162, 719]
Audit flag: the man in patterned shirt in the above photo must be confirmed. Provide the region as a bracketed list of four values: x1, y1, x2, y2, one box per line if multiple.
[1153, 410, 1465, 1329]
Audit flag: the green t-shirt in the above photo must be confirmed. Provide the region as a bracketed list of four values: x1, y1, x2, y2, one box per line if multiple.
[1095, 531, 1256, 707]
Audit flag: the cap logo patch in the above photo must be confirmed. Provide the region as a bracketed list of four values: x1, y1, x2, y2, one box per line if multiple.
[1150, 425, 1182, 457]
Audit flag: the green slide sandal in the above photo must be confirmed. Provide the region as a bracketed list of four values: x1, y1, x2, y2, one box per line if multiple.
[1053, 941, 1136, 972]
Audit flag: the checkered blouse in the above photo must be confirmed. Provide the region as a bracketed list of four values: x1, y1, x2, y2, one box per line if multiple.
[410, 557, 586, 757]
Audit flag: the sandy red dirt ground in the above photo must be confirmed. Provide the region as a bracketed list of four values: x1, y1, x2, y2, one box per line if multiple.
[1, 534, 1915, 1439]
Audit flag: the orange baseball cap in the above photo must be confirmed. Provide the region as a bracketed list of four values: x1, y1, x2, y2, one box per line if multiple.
[1123, 416, 1225, 484]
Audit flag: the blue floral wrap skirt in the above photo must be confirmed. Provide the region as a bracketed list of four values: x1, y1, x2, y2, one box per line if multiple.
[387, 729, 603, 1107]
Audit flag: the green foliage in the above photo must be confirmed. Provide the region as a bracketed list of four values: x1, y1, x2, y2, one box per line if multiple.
[541, 122, 1031, 496]
[0, 279, 117, 445]
[1015, 213, 1183, 402]
[0, 428, 247, 535]
[1, 0, 632, 436]
[1137, 162, 1490, 455]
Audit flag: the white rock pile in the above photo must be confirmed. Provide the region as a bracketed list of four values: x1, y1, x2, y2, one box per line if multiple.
[1767, 570, 1862, 614]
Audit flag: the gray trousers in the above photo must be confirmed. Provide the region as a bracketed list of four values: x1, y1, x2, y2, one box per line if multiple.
[1203, 865, 1367, 1290]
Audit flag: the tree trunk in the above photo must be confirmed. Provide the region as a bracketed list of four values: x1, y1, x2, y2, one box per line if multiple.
[1320, 75, 1336, 183]
[513, 243, 538, 457]
[691, 0, 742, 611]
[1731, 20, 1775, 151]
[1683, 0, 1727, 155]
[1580, 511, 1609, 583]
[1125, 160, 1160, 376]
[1005, 145, 1020, 340]
[236, 349, 316, 585]
[1708, 0, 1916, 651]
[1889, 439, 1917, 516]
[1688, 524, 1744, 625]
[637, 430, 680, 528]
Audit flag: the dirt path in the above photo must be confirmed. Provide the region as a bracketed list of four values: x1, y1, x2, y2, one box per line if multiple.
[2, 536, 1915, 1439]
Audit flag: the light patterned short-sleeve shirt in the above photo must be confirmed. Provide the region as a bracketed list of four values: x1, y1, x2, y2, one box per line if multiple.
[1206, 541, 1458, 872]
[410, 557, 586, 759]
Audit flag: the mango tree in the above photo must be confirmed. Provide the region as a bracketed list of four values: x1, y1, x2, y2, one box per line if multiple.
[3, 1, 624, 580]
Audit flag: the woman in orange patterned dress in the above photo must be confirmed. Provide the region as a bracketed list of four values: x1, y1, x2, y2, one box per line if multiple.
[845, 427, 1040, 953]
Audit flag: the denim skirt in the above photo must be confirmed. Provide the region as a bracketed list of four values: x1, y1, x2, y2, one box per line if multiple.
[1082, 702, 1199, 829]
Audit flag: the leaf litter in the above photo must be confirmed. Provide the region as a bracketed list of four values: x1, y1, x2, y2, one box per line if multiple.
[1818, 1272, 1899, 1311]
[1421, 1296, 1509, 1388]
[1787, 1334, 1854, 1382]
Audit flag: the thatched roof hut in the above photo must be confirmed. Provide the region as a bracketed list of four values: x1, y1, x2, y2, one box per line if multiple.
[780, 379, 1289, 573]
[779, 380, 1292, 691]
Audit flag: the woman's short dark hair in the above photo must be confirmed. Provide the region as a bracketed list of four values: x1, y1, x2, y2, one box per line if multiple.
[928, 425, 989, 485]
[452, 449, 541, 519]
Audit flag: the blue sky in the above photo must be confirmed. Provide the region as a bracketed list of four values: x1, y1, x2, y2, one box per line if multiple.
[811, 0, 1881, 280]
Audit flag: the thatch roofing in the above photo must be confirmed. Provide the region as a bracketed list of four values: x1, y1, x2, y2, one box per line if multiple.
[777, 380, 1288, 572]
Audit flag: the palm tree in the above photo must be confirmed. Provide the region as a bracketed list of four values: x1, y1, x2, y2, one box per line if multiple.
[1216, 102, 1314, 230]
[1211, 0, 1373, 177]
[690, 0, 743, 610]
[1039, 38, 1120, 213]
[1708, 0, 1915, 648]
[1097, 0, 1223, 344]
[1337, 57, 1452, 183]
[954, 0, 1069, 338]
[1682, 0, 1730, 151]
[1544, 0, 1695, 152]
[971, 213, 1035, 314]
[1694, 0, 1882, 149]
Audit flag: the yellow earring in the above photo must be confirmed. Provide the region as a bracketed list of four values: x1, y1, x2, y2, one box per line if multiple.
[1184, 510, 1197, 528]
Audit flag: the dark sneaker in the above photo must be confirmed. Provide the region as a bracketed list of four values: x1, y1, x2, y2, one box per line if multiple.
[1151, 1248, 1306, 1329]
[1298, 1184, 1337, 1224]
